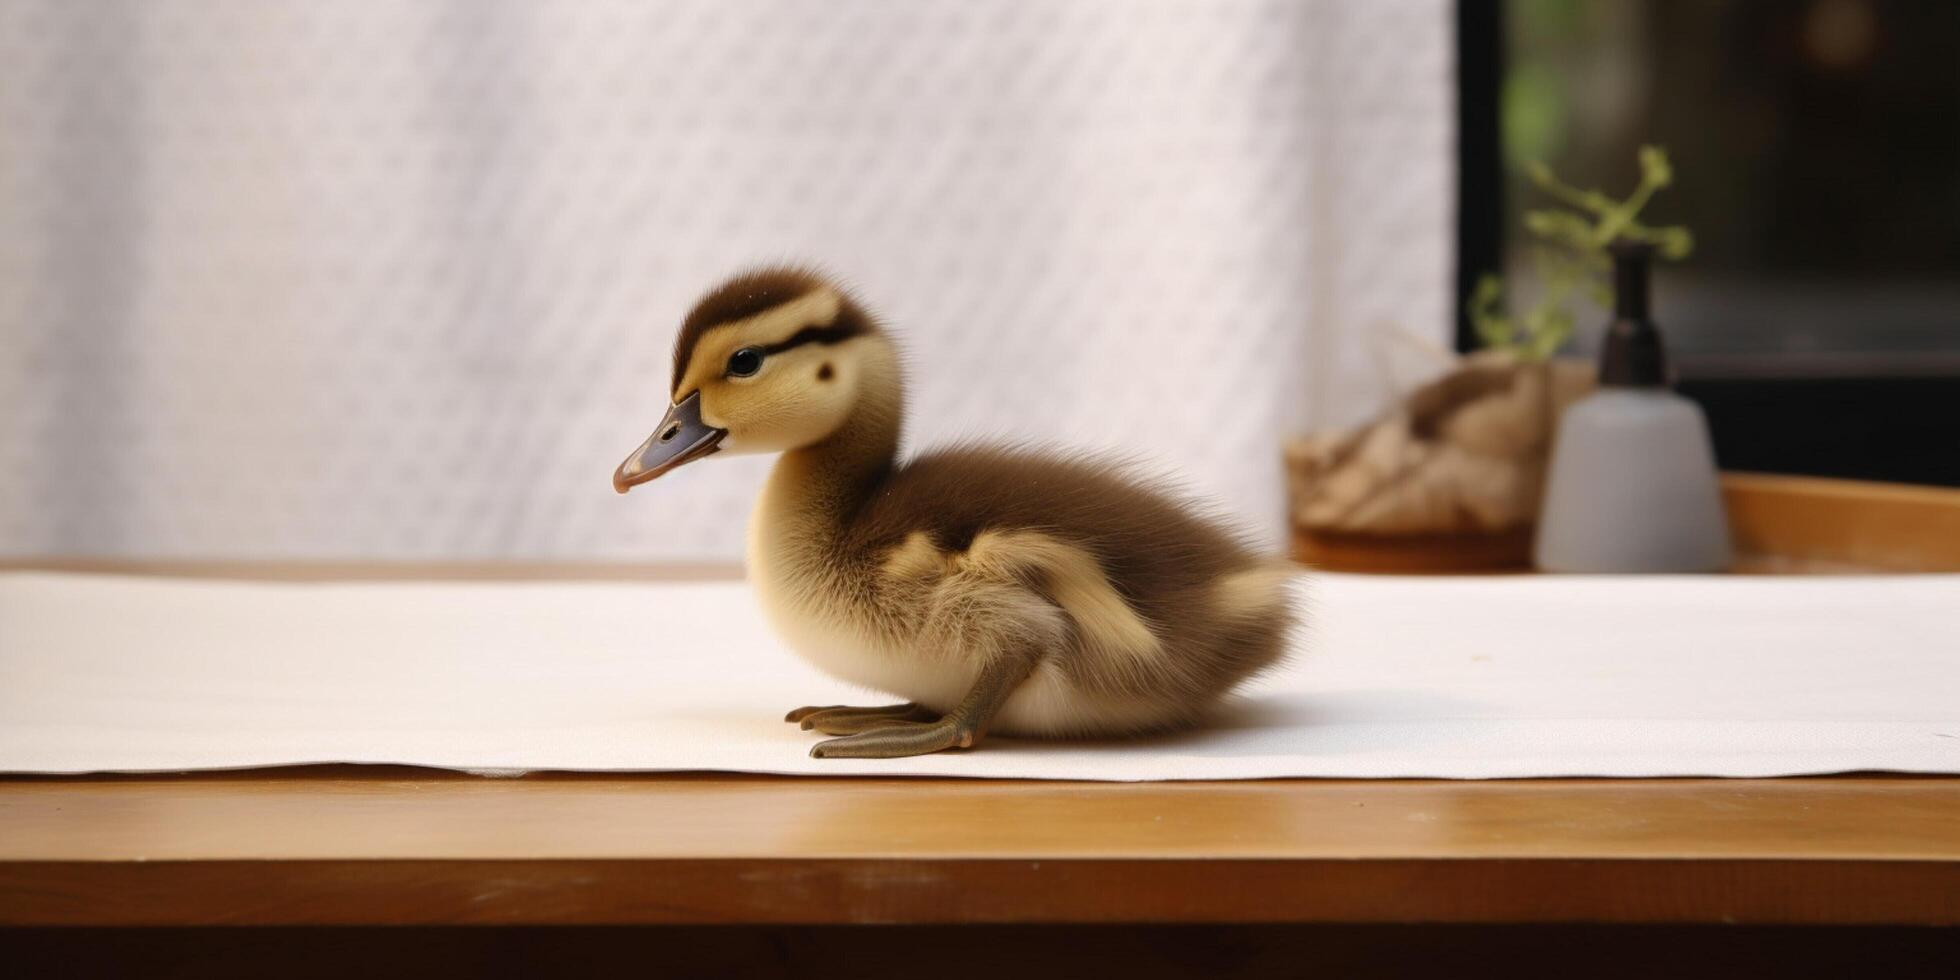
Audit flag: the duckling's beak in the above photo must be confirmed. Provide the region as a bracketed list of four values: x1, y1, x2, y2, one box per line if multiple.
[613, 391, 725, 493]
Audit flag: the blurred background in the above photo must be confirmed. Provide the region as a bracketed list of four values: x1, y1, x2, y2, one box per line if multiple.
[1467, 0, 1960, 486]
[1, 0, 1952, 564]
[0, 0, 1451, 561]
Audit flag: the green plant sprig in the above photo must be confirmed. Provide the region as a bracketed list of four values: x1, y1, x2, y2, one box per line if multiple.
[1470, 145, 1694, 361]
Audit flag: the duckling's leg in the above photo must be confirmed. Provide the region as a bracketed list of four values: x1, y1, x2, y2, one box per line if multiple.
[809, 648, 1038, 759]
[788, 703, 937, 735]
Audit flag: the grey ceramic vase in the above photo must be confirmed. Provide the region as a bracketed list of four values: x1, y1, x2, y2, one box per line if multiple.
[1534, 242, 1730, 573]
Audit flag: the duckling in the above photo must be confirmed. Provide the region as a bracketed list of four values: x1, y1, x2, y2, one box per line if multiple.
[614, 268, 1296, 759]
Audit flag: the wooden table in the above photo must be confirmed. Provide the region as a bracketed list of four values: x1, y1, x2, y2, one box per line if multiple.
[3, 473, 1957, 973]
[3, 771, 1957, 927]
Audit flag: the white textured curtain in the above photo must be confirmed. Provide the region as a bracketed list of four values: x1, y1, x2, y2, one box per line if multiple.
[0, 0, 1453, 561]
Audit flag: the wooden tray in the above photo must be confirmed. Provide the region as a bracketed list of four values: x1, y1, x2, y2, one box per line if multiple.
[1292, 472, 1960, 574]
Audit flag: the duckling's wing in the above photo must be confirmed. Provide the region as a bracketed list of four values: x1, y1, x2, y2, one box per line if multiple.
[848, 443, 1294, 726]
[850, 443, 1261, 596]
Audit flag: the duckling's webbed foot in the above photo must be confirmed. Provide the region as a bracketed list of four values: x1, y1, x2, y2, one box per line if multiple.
[808, 718, 972, 758]
[789, 703, 937, 735]
[809, 648, 1038, 760]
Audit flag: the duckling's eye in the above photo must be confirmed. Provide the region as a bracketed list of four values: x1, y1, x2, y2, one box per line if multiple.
[725, 347, 764, 378]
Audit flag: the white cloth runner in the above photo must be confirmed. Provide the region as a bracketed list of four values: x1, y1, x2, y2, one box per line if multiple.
[2, 571, 1955, 780]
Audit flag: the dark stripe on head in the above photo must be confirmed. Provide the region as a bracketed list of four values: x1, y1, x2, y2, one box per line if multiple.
[671, 268, 872, 394]
[758, 321, 868, 356]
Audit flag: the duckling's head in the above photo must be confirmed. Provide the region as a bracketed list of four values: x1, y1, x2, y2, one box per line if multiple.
[613, 268, 895, 492]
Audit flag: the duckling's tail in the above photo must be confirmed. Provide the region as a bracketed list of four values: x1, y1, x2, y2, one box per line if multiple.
[1209, 560, 1301, 680]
